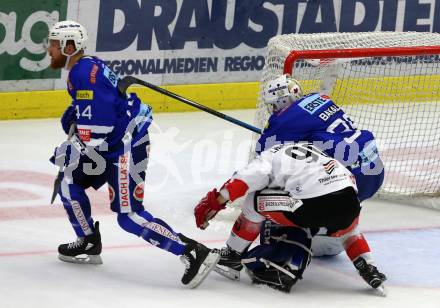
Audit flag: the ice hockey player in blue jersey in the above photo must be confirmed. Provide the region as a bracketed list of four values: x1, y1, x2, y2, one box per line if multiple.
[46, 20, 219, 288]
[210, 75, 386, 293]
[257, 74, 384, 201]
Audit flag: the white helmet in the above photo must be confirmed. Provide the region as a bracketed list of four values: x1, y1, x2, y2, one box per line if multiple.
[48, 20, 88, 56]
[263, 74, 303, 111]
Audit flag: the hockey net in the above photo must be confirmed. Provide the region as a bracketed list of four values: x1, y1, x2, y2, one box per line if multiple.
[251, 32, 440, 209]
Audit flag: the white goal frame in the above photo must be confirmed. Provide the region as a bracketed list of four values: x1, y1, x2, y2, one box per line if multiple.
[252, 32, 440, 210]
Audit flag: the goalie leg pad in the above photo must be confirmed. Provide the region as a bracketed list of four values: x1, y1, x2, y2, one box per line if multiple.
[246, 265, 297, 293]
[242, 221, 313, 292]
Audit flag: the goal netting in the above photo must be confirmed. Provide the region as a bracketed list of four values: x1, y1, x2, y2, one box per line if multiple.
[252, 32, 440, 209]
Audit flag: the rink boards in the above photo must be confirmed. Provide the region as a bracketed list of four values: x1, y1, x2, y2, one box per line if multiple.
[3, 74, 440, 120]
[0, 82, 259, 120]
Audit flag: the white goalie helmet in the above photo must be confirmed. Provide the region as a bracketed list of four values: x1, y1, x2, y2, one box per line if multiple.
[48, 20, 88, 56]
[263, 74, 303, 111]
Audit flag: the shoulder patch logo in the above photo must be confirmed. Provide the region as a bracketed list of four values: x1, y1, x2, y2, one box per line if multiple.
[323, 160, 337, 174]
[298, 94, 330, 114]
[76, 90, 94, 100]
[103, 66, 118, 87]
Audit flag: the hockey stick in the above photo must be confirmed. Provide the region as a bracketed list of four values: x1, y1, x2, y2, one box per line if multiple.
[50, 123, 77, 204]
[117, 76, 262, 134]
[214, 235, 314, 281]
[213, 257, 299, 282]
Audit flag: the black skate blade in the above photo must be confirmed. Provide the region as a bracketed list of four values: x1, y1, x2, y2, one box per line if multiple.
[188, 251, 220, 289]
[213, 264, 240, 281]
[58, 254, 103, 265]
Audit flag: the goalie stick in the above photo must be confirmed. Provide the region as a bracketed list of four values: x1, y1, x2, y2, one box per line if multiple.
[214, 248, 387, 296]
[214, 237, 313, 281]
[213, 256, 299, 282]
[117, 75, 262, 134]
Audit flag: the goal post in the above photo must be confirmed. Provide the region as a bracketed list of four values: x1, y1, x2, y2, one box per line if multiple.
[253, 32, 440, 209]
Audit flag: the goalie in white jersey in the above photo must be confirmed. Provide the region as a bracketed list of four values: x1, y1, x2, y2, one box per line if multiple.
[195, 142, 386, 293]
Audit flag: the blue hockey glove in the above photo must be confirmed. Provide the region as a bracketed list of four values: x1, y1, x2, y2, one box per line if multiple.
[61, 105, 76, 134]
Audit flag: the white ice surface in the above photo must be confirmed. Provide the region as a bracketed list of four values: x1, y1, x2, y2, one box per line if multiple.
[0, 110, 439, 308]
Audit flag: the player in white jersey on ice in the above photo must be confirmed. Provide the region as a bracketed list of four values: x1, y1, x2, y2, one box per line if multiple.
[255, 74, 386, 289]
[195, 142, 386, 294]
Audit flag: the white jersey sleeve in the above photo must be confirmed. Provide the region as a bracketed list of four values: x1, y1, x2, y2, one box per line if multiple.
[231, 151, 273, 192]
[233, 143, 357, 199]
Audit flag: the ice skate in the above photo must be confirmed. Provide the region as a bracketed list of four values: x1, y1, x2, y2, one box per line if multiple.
[58, 221, 103, 265]
[179, 234, 220, 289]
[354, 257, 387, 296]
[213, 246, 243, 281]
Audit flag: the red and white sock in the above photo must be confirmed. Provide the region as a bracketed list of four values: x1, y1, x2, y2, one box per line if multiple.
[226, 213, 262, 253]
[343, 232, 374, 264]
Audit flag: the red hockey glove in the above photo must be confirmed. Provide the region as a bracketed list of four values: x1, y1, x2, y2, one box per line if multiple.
[194, 189, 226, 229]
